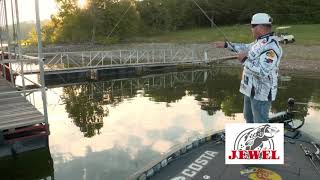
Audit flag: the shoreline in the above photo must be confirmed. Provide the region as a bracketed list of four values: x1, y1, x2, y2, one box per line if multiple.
[221, 58, 320, 74]
[219, 59, 320, 73]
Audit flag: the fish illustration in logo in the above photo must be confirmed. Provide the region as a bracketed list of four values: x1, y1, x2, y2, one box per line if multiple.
[242, 124, 279, 151]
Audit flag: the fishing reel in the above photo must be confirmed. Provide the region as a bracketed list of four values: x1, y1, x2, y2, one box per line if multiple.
[268, 98, 305, 131]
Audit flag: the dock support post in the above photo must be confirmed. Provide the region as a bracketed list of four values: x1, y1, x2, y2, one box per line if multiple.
[35, 0, 48, 125]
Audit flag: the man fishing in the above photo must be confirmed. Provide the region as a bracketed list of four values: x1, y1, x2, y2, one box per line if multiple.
[214, 13, 283, 123]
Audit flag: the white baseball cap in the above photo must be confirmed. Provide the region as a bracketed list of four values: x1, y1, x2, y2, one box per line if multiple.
[251, 13, 273, 25]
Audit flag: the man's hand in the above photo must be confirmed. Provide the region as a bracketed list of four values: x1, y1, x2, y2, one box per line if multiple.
[237, 52, 248, 63]
[211, 41, 226, 48]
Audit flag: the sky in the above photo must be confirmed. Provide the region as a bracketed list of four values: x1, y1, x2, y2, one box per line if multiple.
[5, 0, 58, 23]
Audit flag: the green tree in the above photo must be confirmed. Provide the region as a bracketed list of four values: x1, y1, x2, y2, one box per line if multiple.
[24, 0, 320, 44]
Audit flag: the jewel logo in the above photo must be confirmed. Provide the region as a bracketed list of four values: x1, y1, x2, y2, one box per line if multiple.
[225, 123, 284, 164]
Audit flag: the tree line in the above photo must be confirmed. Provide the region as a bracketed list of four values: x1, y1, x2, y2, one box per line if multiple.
[26, 0, 320, 44]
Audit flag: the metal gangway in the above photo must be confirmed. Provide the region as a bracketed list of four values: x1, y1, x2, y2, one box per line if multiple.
[21, 48, 235, 75]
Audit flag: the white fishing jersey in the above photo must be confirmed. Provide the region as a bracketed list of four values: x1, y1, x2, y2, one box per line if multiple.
[226, 33, 283, 101]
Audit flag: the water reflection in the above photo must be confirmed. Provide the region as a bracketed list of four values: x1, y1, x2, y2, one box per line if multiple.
[57, 67, 320, 145]
[60, 68, 246, 138]
[0, 147, 53, 179]
[16, 67, 320, 180]
[62, 85, 107, 137]
[273, 75, 320, 117]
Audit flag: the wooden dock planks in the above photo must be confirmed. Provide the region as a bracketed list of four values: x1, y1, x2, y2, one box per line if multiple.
[0, 77, 45, 131]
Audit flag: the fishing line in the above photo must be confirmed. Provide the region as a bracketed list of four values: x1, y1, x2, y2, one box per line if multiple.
[191, 0, 238, 52]
[107, 3, 132, 39]
[28, 2, 133, 90]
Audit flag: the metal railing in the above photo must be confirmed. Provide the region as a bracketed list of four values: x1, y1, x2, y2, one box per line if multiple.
[0, 57, 48, 124]
[0, 0, 48, 124]
[23, 49, 236, 74]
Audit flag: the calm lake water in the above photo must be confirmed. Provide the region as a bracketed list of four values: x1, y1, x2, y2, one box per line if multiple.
[1, 66, 320, 179]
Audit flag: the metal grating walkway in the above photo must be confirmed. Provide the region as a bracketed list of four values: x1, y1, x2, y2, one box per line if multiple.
[0, 77, 44, 131]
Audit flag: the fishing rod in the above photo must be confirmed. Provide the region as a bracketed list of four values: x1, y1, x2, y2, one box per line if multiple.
[191, 0, 238, 53]
[311, 142, 320, 161]
[300, 144, 320, 175]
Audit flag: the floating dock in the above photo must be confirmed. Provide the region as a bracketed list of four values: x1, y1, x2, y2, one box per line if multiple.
[0, 77, 45, 131]
[0, 76, 48, 157]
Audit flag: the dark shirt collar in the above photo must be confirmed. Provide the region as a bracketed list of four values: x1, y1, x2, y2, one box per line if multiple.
[257, 32, 274, 40]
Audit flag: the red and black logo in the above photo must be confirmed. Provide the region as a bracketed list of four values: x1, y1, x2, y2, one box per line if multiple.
[228, 124, 280, 160]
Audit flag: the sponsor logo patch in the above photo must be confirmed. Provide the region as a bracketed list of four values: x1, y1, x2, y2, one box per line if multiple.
[172, 151, 218, 179]
[226, 123, 284, 164]
[265, 50, 276, 63]
[266, 50, 276, 58]
[265, 58, 273, 63]
[244, 75, 249, 85]
[240, 167, 282, 180]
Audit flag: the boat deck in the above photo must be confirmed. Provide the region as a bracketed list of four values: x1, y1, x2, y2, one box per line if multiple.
[151, 138, 320, 180]
[0, 77, 44, 131]
[132, 131, 320, 180]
